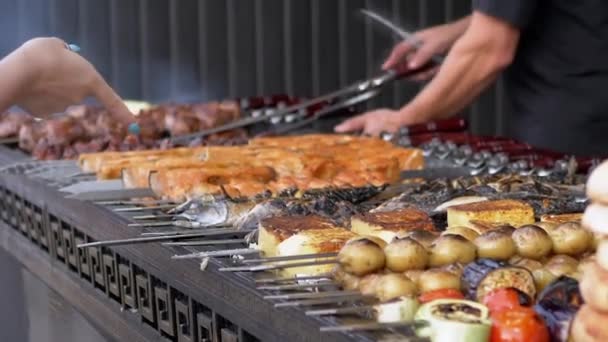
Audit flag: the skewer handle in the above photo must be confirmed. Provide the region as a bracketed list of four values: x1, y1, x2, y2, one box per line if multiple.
[399, 118, 467, 136]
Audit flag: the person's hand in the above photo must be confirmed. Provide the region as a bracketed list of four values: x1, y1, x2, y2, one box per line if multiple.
[12, 37, 135, 125]
[383, 23, 463, 81]
[334, 108, 408, 136]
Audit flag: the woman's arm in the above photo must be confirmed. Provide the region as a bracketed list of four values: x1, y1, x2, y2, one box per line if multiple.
[0, 37, 134, 125]
[0, 46, 32, 114]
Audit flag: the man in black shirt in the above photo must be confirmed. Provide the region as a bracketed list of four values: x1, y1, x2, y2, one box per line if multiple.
[335, 1, 608, 156]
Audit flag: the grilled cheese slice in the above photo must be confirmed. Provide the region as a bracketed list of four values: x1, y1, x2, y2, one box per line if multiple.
[258, 215, 338, 257]
[540, 213, 583, 224]
[277, 227, 356, 277]
[351, 208, 436, 243]
[447, 199, 535, 229]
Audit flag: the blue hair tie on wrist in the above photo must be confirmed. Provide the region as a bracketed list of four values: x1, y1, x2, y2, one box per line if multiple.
[128, 122, 141, 135]
[67, 43, 81, 52]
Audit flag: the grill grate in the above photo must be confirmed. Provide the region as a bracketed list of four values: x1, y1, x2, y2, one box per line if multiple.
[0, 147, 373, 342]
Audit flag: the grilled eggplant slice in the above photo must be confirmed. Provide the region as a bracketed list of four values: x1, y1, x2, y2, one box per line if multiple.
[462, 259, 536, 302]
[415, 299, 491, 342]
[509, 256, 556, 291]
[535, 276, 582, 342]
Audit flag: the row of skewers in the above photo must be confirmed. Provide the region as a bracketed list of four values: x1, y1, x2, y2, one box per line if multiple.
[56, 166, 588, 340]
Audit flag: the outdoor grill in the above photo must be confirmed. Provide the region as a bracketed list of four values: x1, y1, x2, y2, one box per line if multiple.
[0, 2, 601, 342]
[0, 149, 367, 342]
[0, 108, 594, 341]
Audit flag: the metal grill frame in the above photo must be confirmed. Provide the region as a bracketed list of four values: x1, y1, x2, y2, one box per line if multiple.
[0, 146, 372, 342]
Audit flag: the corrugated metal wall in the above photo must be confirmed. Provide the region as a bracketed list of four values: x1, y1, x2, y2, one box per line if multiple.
[0, 0, 509, 135]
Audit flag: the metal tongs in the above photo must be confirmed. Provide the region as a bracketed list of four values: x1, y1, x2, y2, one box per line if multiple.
[170, 9, 444, 144]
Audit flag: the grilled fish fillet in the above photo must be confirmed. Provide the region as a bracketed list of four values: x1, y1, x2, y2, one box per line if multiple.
[149, 166, 277, 201]
[447, 199, 535, 229]
[82, 135, 425, 199]
[258, 215, 338, 257]
[351, 208, 436, 243]
[78, 146, 207, 173]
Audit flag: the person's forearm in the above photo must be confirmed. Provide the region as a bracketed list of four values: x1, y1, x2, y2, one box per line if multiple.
[446, 16, 472, 42]
[0, 49, 34, 114]
[398, 17, 515, 123]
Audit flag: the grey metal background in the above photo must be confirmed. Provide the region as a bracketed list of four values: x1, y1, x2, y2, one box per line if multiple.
[0, 0, 508, 135]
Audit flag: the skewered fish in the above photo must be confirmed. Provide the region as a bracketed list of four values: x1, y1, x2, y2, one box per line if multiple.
[163, 185, 385, 230]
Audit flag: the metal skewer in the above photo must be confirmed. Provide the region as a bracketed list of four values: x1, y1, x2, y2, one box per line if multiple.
[218, 259, 338, 272]
[98, 200, 175, 206]
[264, 290, 360, 300]
[171, 248, 259, 259]
[320, 321, 427, 333]
[241, 252, 338, 264]
[67, 171, 96, 178]
[163, 239, 246, 246]
[306, 305, 374, 316]
[77, 230, 242, 248]
[273, 295, 368, 308]
[254, 274, 332, 284]
[140, 228, 240, 236]
[257, 281, 337, 291]
[132, 214, 176, 220]
[128, 221, 176, 228]
[113, 204, 177, 212]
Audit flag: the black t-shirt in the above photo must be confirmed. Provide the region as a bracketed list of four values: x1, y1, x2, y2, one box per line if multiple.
[472, 0, 608, 156]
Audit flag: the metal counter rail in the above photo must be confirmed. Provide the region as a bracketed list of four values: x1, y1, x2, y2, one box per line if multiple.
[0, 146, 368, 342]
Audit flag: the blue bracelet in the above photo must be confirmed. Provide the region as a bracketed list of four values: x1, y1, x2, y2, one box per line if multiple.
[128, 122, 141, 135]
[66, 43, 81, 52]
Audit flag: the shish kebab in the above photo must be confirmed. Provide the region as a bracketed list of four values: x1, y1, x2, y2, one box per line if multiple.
[76, 171, 586, 251]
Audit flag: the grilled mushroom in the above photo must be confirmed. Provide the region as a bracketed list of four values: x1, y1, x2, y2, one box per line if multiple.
[338, 238, 386, 276]
[429, 234, 477, 267]
[474, 229, 516, 261]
